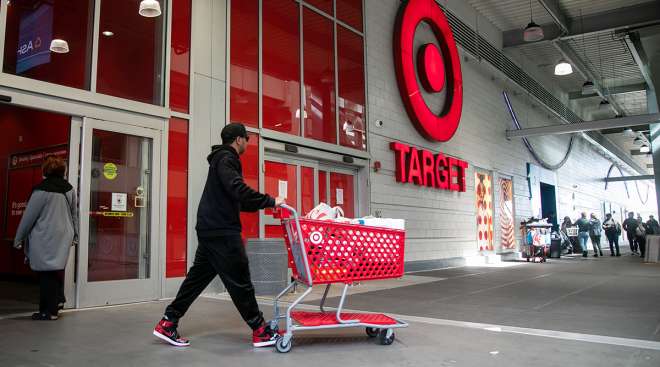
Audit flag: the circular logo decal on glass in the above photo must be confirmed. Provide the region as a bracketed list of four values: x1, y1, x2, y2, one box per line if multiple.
[393, 0, 463, 142]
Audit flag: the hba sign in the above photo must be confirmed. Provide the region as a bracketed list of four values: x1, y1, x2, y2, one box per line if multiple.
[390, 0, 467, 192]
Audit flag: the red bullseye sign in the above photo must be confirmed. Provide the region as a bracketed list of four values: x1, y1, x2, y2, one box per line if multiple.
[394, 0, 463, 142]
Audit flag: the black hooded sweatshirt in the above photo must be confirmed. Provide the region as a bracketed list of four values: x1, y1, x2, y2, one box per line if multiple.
[195, 145, 275, 237]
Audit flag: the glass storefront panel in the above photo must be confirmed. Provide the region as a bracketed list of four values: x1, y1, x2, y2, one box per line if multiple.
[170, 0, 192, 113]
[330, 172, 354, 218]
[230, 0, 259, 128]
[304, 0, 332, 15]
[96, 0, 165, 104]
[263, 0, 301, 135]
[3, 0, 94, 89]
[338, 26, 366, 150]
[303, 8, 336, 144]
[88, 130, 152, 282]
[336, 0, 363, 31]
[240, 133, 260, 239]
[166, 118, 188, 278]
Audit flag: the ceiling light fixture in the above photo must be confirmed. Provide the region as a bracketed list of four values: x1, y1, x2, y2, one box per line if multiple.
[623, 128, 635, 138]
[523, 0, 544, 42]
[49, 39, 69, 53]
[640, 144, 651, 153]
[102, 31, 114, 37]
[554, 60, 573, 76]
[633, 137, 643, 146]
[139, 0, 161, 17]
[599, 99, 610, 110]
[581, 81, 595, 95]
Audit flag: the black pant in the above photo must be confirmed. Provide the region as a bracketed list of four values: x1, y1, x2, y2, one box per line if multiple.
[590, 235, 603, 255]
[627, 232, 638, 252]
[637, 236, 646, 257]
[165, 235, 263, 330]
[606, 233, 620, 255]
[37, 270, 65, 316]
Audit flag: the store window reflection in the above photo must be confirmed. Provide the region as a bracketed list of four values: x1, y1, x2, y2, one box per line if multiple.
[3, 0, 94, 89]
[97, 0, 166, 104]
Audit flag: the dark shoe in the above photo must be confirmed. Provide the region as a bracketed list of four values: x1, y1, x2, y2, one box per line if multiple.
[582, 252, 588, 257]
[31, 312, 57, 320]
[252, 324, 281, 347]
[600, 252, 604, 256]
[610, 253, 615, 256]
[616, 253, 621, 257]
[153, 318, 190, 347]
[594, 253, 599, 258]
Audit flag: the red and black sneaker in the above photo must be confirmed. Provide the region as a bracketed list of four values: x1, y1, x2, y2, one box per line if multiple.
[252, 324, 281, 347]
[153, 318, 190, 347]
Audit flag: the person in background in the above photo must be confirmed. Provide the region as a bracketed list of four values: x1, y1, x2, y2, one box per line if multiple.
[560, 216, 575, 254]
[635, 220, 647, 259]
[589, 213, 603, 257]
[13, 156, 78, 320]
[622, 212, 639, 255]
[646, 215, 660, 235]
[574, 212, 592, 257]
[602, 213, 621, 256]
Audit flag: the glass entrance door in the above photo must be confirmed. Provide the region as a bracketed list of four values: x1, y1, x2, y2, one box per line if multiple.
[77, 118, 161, 307]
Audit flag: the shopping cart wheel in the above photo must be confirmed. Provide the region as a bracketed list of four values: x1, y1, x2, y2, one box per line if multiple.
[366, 327, 379, 338]
[276, 337, 293, 353]
[377, 329, 395, 345]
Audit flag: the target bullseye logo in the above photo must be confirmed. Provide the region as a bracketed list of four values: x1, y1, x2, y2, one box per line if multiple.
[394, 0, 463, 142]
[310, 231, 323, 245]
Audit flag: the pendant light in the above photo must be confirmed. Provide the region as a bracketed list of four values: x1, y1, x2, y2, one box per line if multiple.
[623, 128, 635, 138]
[139, 0, 161, 17]
[49, 39, 69, 53]
[598, 99, 610, 110]
[640, 144, 651, 153]
[523, 0, 544, 42]
[554, 60, 573, 75]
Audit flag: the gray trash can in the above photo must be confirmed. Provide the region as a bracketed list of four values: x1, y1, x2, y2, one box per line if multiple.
[246, 238, 288, 296]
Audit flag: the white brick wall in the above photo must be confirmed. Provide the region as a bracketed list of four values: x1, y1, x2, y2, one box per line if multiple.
[365, 0, 656, 263]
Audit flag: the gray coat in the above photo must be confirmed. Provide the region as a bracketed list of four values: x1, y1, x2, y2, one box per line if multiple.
[13, 189, 79, 271]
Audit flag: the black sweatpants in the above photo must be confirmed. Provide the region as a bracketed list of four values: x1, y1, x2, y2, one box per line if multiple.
[627, 231, 638, 252]
[164, 235, 263, 330]
[606, 233, 620, 256]
[37, 270, 65, 316]
[637, 236, 646, 258]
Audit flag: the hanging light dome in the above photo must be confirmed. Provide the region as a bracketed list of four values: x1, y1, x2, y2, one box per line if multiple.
[523, 22, 544, 42]
[581, 81, 595, 95]
[139, 0, 161, 17]
[623, 128, 635, 138]
[640, 144, 651, 153]
[554, 60, 573, 75]
[633, 137, 643, 146]
[49, 39, 69, 53]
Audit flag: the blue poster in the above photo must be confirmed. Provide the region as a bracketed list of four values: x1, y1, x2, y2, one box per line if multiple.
[16, 4, 53, 74]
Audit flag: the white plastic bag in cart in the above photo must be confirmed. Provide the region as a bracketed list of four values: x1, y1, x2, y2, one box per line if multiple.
[350, 217, 405, 230]
[305, 202, 345, 220]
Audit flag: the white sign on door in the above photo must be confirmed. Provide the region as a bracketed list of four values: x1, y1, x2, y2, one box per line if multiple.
[111, 193, 128, 212]
[278, 180, 288, 199]
[336, 188, 344, 205]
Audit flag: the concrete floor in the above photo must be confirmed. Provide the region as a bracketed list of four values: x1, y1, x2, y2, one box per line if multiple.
[1, 254, 660, 366]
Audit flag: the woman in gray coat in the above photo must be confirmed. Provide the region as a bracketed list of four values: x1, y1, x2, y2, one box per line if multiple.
[13, 156, 78, 320]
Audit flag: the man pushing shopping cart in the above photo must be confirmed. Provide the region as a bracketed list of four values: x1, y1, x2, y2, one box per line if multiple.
[153, 123, 286, 348]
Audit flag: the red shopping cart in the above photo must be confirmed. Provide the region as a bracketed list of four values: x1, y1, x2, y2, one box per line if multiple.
[270, 204, 408, 353]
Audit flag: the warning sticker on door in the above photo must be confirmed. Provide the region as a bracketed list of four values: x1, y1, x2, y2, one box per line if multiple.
[103, 163, 118, 180]
[336, 189, 344, 205]
[111, 193, 128, 211]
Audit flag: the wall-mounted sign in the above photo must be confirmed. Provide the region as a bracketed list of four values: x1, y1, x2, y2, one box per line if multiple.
[393, 0, 463, 142]
[390, 142, 468, 192]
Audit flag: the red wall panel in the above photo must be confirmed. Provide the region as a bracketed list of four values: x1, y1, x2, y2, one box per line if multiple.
[230, 0, 259, 128]
[170, 0, 192, 113]
[166, 118, 189, 277]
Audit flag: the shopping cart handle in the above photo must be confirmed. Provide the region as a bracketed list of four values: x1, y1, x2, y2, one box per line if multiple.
[279, 203, 299, 219]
